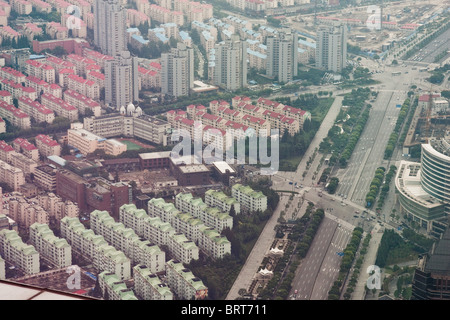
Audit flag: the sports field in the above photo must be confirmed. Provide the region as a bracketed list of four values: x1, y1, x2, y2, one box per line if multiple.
[117, 138, 155, 150]
[119, 139, 143, 150]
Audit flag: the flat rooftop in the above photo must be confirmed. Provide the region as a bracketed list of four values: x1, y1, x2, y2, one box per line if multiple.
[212, 161, 235, 174]
[395, 161, 443, 209]
[138, 151, 172, 160]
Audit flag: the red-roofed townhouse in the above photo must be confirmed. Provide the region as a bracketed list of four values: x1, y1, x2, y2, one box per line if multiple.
[35, 134, 61, 157]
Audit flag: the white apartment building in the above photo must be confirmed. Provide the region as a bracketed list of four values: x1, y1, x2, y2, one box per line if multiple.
[266, 30, 298, 83]
[8, 195, 49, 229]
[165, 259, 208, 300]
[105, 51, 139, 110]
[133, 264, 173, 300]
[67, 127, 106, 156]
[83, 113, 171, 146]
[0, 140, 16, 163]
[94, 0, 127, 57]
[60, 215, 131, 280]
[198, 225, 231, 259]
[316, 24, 347, 73]
[161, 43, 194, 98]
[34, 165, 57, 192]
[60, 216, 107, 262]
[0, 66, 26, 83]
[120, 203, 198, 265]
[169, 233, 199, 266]
[66, 126, 127, 156]
[29, 222, 72, 268]
[9, 151, 37, 176]
[205, 189, 241, 214]
[25, 75, 62, 98]
[231, 183, 267, 213]
[0, 229, 39, 275]
[38, 192, 79, 221]
[119, 203, 148, 236]
[0, 159, 25, 191]
[0, 255, 5, 280]
[147, 198, 181, 224]
[98, 271, 138, 300]
[91, 210, 165, 274]
[83, 113, 132, 139]
[175, 192, 233, 232]
[144, 216, 198, 265]
[67, 74, 100, 100]
[0, 91, 12, 104]
[94, 244, 131, 280]
[213, 35, 247, 91]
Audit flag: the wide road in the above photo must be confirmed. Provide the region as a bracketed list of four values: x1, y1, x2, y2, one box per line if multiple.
[290, 217, 353, 300]
[409, 27, 450, 64]
[334, 65, 423, 207]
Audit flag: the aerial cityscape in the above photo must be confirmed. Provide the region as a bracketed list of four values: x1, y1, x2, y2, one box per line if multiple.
[0, 0, 448, 304]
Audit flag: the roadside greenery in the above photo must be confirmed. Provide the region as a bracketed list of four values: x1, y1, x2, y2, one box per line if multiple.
[326, 177, 339, 194]
[375, 229, 427, 268]
[319, 87, 373, 167]
[384, 97, 412, 159]
[328, 227, 364, 300]
[398, 97, 418, 146]
[427, 64, 450, 85]
[0, 116, 71, 143]
[259, 207, 324, 300]
[375, 165, 397, 211]
[365, 167, 386, 208]
[401, 16, 450, 61]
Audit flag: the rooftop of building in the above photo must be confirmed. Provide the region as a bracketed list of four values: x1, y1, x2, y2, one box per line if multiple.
[395, 161, 443, 209]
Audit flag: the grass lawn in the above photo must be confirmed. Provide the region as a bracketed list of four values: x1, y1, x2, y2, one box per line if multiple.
[311, 97, 335, 123]
[120, 139, 142, 151]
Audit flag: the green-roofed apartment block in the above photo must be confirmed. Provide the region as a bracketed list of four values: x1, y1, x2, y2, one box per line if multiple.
[231, 184, 267, 213]
[0, 229, 40, 275]
[205, 189, 241, 214]
[91, 210, 165, 274]
[166, 259, 208, 300]
[98, 271, 138, 300]
[30, 223, 72, 268]
[133, 264, 173, 300]
[175, 192, 233, 232]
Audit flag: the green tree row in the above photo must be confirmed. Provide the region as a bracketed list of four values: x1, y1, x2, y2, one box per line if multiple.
[365, 167, 386, 208]
[375, 165, 397, 211]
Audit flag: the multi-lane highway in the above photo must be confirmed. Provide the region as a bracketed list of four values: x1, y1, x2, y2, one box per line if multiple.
[334, 66, 422, 207]
[291, 217, 353, 300]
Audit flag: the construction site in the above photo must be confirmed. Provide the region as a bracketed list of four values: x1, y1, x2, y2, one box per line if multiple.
[403, 90, 450, 155]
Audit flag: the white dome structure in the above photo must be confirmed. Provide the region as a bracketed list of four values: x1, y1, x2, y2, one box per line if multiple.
[126, 103, 135, 116]
[119, 105, 126, 115]
[135, 106, 143, 117]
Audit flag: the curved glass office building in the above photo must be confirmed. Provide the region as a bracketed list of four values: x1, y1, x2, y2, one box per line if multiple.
[421, 140, 450, 215]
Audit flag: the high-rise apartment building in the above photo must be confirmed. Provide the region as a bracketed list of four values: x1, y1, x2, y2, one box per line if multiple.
[266, 29, 298, 83]
[105, 51, 139, 110]
[315, 25, 347, 73]
[213, 35, 248, 91]
[161, 43, 194, 98]
[94, 0, 127, 57]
